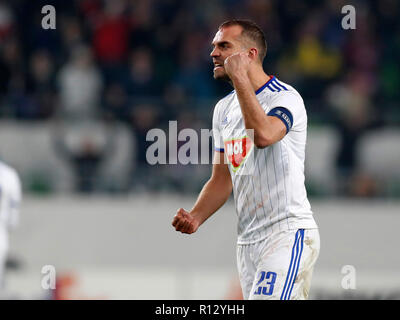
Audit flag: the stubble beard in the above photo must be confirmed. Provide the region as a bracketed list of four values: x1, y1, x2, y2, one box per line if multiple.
[213, 68, 231, 83]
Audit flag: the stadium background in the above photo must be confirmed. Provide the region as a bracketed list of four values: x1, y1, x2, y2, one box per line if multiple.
[0, 0, 399, 299]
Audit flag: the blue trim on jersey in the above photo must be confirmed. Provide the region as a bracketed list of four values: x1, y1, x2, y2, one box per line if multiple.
[266, 83, 277, 92]
[274, 79, 288, 90]
[280, 229, 304, 300]
[215, 147, 224, 152]
[267, 107, 293, 134]
[230, 76, 288, 95]
[256, 77, 289, 94]
[270, 81, 283, 92]
[255, 76, 275, 95]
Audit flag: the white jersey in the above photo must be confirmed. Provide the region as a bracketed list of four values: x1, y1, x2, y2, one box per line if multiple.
[0, 161, 22, 231]
[212, 76, 317, 244]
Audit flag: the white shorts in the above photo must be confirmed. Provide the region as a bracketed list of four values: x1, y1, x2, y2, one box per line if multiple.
[237, 228, 320, 300]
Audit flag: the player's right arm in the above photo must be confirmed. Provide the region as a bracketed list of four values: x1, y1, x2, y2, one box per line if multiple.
[172, 150, 232, 234]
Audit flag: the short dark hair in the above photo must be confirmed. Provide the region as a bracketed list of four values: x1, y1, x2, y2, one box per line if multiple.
[218, 19, 267, 63]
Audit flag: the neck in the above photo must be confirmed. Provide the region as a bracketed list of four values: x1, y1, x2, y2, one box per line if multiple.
[230, 64, 271, 92]
[248, 65, 271, 92]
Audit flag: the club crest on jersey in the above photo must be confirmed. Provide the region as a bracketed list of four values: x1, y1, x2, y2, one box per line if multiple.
[224, 136, 253, 172]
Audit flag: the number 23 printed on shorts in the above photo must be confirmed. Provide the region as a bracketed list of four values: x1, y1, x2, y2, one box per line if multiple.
[253, 271, 277, 296]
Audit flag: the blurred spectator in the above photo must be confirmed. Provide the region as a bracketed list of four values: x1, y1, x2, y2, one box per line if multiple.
[128, 103, 162, 191]
[376, 0, 400, 114]
[70, 138, 106, 193]
[327, 70, 382, 197]
[342, 8, 378, 75]
[277, 8, 342, 83]
[172, 32, 216, 108]
[53, 121, 113, 193]
[25, 50, 57, 118]
[1, 38, 32, 118]
[55, 43, 107, 193]
[57, 45, 103, 119]
[0, 1, 14, 41]
[0, 44, 11, 99]
[162, 83, 190, 121]
[161, 109, 210, 193]
[92, 0, 129, 65]
[128, 0, 157, 49]
[123, 47, 160, 99]
[58, 16, 85, 60]
[102, 83, 129, 121]
[1, 38, 24, 89]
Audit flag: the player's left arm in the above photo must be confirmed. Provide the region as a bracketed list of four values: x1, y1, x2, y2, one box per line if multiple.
[224, 53, 287, 148]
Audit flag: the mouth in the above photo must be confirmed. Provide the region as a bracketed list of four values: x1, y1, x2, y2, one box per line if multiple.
[213, 63, 224, 71]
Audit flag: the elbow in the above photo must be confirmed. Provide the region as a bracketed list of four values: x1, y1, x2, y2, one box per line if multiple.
[253, 135, 273, 149]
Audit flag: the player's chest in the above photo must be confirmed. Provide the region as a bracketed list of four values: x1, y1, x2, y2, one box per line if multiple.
[220, 94, 271, 140]
[220, 104, 254, 172]
[220, 104, 245, 138]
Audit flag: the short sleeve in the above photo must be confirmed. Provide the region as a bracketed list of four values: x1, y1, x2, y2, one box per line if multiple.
[212, 102, 224, 152]
[264, 91, 307, 133]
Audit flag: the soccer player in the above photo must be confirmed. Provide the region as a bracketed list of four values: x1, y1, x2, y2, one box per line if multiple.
[172, 19, 319, 300]
[0, 160, 22, 290]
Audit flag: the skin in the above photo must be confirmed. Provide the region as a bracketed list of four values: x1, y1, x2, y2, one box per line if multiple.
[172, 25, 287, 234]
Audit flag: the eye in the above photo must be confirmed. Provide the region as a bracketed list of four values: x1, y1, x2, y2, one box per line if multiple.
[221, 42, 231, 50]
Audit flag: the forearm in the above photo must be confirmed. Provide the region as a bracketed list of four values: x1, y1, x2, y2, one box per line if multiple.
[231, 74, 284, 147]
[231, 74, 270, 138]
[190, 177, 232, 225]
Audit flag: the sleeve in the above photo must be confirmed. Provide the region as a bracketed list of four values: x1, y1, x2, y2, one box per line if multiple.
[7, 170, 22, 230]
[264, 92, 307, 134]
[212, 102, 224, 152]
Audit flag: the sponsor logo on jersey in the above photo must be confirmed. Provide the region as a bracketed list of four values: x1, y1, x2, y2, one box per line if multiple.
[224, 136, 253, 172]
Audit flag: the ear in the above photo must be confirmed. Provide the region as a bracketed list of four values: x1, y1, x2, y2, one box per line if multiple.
[248, 47, 258, 61]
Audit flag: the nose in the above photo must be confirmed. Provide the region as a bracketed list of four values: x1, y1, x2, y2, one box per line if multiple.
[210, 46, 219, 58]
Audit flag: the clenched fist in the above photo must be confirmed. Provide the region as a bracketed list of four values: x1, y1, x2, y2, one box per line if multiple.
[224, 52, 252, 80]
[172, 208, 200, 234]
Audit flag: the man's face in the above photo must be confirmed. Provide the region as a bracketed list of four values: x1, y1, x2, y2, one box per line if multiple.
[210, 25, 246, 81]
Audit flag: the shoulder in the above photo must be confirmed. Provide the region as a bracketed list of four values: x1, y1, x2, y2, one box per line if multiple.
[0, 161, 20, 185]
[218, 90, 235, 105]
[258, 77, 303, 103]
[263, 81, 306, 121]
[214, 90, 235, 114]
[260, 77, 308, 130]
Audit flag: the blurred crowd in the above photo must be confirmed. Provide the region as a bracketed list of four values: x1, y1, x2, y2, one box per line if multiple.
[0, 0, 399, 196]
